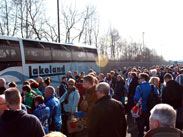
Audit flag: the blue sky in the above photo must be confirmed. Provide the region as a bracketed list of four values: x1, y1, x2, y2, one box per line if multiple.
[46, 0, 183, 61]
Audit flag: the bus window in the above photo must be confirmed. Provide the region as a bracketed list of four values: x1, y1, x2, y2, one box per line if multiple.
[23, 40, 52, 63]
[0, 40, 22, 71]
[67, 46, 87, 62]
[50, 44, 72, 62]
[85, 48, 98, 62]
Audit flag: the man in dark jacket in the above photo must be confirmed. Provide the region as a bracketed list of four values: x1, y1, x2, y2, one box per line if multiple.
[58, 76, 68, 98]
[128, 72, 139, 111]
[74, 71, 80, 83]
[89, 82, 127, 137]
[114, 75, 125, 102]
[110, 71, 117, 89]
[0, 88, 45, 137]
[162, 73, 183, 130]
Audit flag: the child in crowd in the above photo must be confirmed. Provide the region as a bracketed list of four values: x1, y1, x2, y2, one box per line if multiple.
[33, 95, 50, 134]
[22, 85, 35, 109]
[8, 81, 17, 88]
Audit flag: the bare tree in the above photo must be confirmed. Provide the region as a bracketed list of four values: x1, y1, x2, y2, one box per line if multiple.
[99, 26, 164, 62]
[93, 17, 100, 48]
[61, 4, 80, 43]
[69, 5, 97, 45]
[0, 0, 53, 40]
[0, 0, 99, 46]
[0, 0, 14, 35]
[109, 27, 120, 60]
[42, 21, 58, 42]
[82, 6, 96, 44]
[99, 33, 110, 58]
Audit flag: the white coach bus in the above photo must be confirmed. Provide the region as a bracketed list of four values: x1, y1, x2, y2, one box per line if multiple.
[0, 36, 100, 90]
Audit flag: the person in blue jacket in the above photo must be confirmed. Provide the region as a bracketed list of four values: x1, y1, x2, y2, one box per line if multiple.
[44, 86, 62, 131]
[33, 95, 50, 134]
[62, 78, 80, 134]
[63, 79, 80, 113]
[134, 73, 159, 137]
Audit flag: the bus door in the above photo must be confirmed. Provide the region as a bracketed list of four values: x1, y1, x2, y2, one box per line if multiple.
[18, 38, 27, 82]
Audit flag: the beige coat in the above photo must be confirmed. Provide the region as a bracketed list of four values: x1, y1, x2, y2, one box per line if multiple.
[86, 85, 98, 129]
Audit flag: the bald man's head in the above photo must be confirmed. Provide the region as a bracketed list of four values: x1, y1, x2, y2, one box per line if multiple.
[0, 78, 6, 88]
[0, 94, 6, 115]
[44, 86, 55, 98]
[96, 82, 110, 95]
[96, 82, 110, 99]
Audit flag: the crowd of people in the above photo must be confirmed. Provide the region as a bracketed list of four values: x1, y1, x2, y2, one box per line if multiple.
[0, 65, 183, 137]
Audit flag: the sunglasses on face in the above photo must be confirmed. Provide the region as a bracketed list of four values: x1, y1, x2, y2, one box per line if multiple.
[68, 83, 74, 86]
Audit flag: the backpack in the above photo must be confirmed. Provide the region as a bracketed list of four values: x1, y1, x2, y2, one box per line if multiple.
[147, 85, 161, 112]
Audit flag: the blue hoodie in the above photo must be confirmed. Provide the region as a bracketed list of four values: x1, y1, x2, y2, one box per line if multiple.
[33, 104, 50, 134]
[45, 95, 62, 131]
